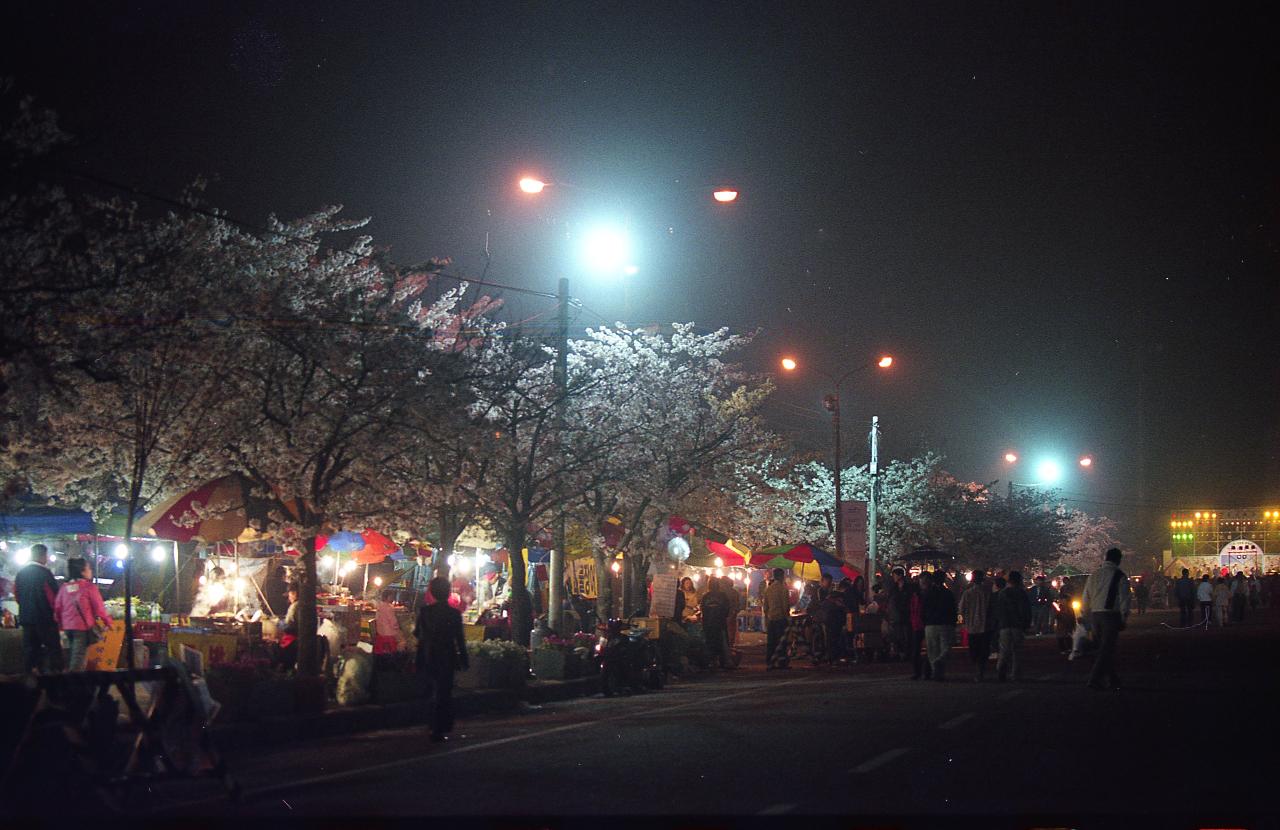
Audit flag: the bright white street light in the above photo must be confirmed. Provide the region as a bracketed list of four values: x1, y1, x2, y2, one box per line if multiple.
[150, 545, 166, 563]
[580, 226, 632, 275]
[1035, 458, 1063, 485]
[518, 176, 546, 194]
[14, 547, 30, 565]
[113, 543, 129, 559]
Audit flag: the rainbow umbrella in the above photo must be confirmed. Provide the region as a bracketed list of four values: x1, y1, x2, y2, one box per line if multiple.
[751, 543, 858, 581]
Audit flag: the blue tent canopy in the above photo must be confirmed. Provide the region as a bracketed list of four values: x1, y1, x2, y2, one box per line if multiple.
[0, 505, 95, 537]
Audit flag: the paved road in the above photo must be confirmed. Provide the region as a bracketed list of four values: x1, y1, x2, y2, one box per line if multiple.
[151, 607, 1280, 827]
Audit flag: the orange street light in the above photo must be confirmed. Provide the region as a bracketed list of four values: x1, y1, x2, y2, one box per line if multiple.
[781, 357, 798, 371]
[1079, 456, 1093, 468]
[878, 355, 894, 368]
[713, 188, 739, 203]
[519, 176, 547, 194]
[1004, 452, 1019, 464]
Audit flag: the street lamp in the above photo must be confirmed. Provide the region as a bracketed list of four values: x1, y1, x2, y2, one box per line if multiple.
[781, 354, 894, 595]
[1003, 450, 1094, 497]
[519, 173, 738, 628]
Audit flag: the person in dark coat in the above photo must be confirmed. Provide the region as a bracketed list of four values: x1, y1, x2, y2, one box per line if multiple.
[921, 571, 958, 681]
[994, 570, 1033, 682]
[414, 577, 470, 742]
[15, 544, 63, 673]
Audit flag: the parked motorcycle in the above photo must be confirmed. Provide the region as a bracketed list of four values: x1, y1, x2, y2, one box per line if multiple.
[595, 618, 664, 696]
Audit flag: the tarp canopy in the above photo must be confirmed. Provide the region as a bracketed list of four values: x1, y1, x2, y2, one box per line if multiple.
[0, 504, 94, 537]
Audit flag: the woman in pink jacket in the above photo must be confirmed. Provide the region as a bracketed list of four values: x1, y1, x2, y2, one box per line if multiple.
[55, 557, 113, 671]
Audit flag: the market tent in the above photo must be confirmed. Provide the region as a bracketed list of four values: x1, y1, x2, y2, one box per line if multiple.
[0, 504, 94, 537]
[687, 538, 750, 568]
[135, 474, 282, 543]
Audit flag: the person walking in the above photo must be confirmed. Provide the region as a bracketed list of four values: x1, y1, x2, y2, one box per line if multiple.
[1133, 579, 1150, 615]
[1174, 568, 1195, 627]
[1029, 575, 1054, 636]
[414, 576, 470, 742]
[958, 570, 994, 682]
[1081, 548, 1131, 691]
[699, 577, 732, 669]
[54, 557, 112, 671]
[994, 571, 1032, 682]
[886, 568, 910, 661]
[762, 568, 790, 669]
[15, 544, 63, 673]
[921, 571, 957, 682]
[906, 576, 928, 679]
[1211, 577, 1231, 627]
[1054, 583, 1077, 655]
[1196, 574, 1213, 627]
[1230, 573, 1247, 623]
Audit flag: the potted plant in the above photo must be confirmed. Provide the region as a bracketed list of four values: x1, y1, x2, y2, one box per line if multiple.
[465, 640, 527, 688]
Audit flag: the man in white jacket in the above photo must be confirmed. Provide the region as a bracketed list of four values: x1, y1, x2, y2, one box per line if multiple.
[1080, 548, 1130, 691]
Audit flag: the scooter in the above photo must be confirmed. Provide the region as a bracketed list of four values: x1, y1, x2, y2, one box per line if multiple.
[595, 618, 664, 696]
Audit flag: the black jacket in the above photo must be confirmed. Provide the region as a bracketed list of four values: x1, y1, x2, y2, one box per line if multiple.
[921, 585, 957, 627]
[414, 602, 469, 672]
[994, 586, 1033, 630]
[15, 562, 58, 627]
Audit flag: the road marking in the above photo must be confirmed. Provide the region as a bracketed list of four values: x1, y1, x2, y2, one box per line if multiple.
[999, 689, 1025, 701]
[758, 803, 796, 815]
[156, 675, 820, 813]
[849, 747, 910, 774]
[938, 712, 976, 730]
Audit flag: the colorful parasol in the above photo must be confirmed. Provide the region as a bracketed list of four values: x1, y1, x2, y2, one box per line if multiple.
[315, 529, 400, 565]
[135, 474, 280, 543]
[751, 543, 860, 581]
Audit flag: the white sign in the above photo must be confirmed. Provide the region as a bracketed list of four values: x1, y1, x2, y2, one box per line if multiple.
[650, 574, 678, 619]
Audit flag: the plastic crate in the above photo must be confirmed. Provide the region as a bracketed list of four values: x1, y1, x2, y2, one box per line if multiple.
[133, 621, 171, 643]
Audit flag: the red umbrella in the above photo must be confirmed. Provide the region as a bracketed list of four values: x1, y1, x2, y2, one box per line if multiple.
[705, 539, 748, 566]
[315, 529, 400, 564]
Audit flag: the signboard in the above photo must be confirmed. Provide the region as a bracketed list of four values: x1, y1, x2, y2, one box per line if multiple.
[167, 631, 239, 668]
[649, 574, 678, 620]
[84, 619, 128, 671]
[840, 500, 868, 561]
[569, 559, 598, 600]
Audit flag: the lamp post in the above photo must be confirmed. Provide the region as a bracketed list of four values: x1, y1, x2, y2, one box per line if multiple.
[1003, 452, 1095, 497]
[521, 174, 739, 629]
[781, 355, 893, 592]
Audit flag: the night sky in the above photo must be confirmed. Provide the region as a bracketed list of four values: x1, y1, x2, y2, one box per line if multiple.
[4, 2, 1278, 544]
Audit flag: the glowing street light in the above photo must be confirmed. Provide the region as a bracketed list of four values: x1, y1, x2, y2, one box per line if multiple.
[1035, 458, 1064, 485]
[1078, 455, 1093, 468]
[780, 357, 798, 372]
[1004, 452, 1019, 464]
[712, 188, 739, 203]
[580, 226, 632, 275]
[878, 355, 894, 368]
[518, 176, 546, 194]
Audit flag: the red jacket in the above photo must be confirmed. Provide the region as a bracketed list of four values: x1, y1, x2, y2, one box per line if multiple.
[55, 579, 113, 631]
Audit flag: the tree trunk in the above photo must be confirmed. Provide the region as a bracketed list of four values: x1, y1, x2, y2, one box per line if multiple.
[505, 525, 532, 645]
[592, 538, 613, 621]
[296, 535, 320, 677]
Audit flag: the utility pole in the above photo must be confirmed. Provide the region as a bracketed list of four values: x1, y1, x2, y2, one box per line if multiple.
[867, 415, 880, 602]
[549, 276, 569, 634]
[824, 393, 843, 563]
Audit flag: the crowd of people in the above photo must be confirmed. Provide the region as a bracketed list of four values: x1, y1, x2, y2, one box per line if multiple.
[1171, 567, 1268, 628]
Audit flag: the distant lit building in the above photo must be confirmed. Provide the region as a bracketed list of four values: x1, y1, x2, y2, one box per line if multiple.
[1163, 508, 1280, 576]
